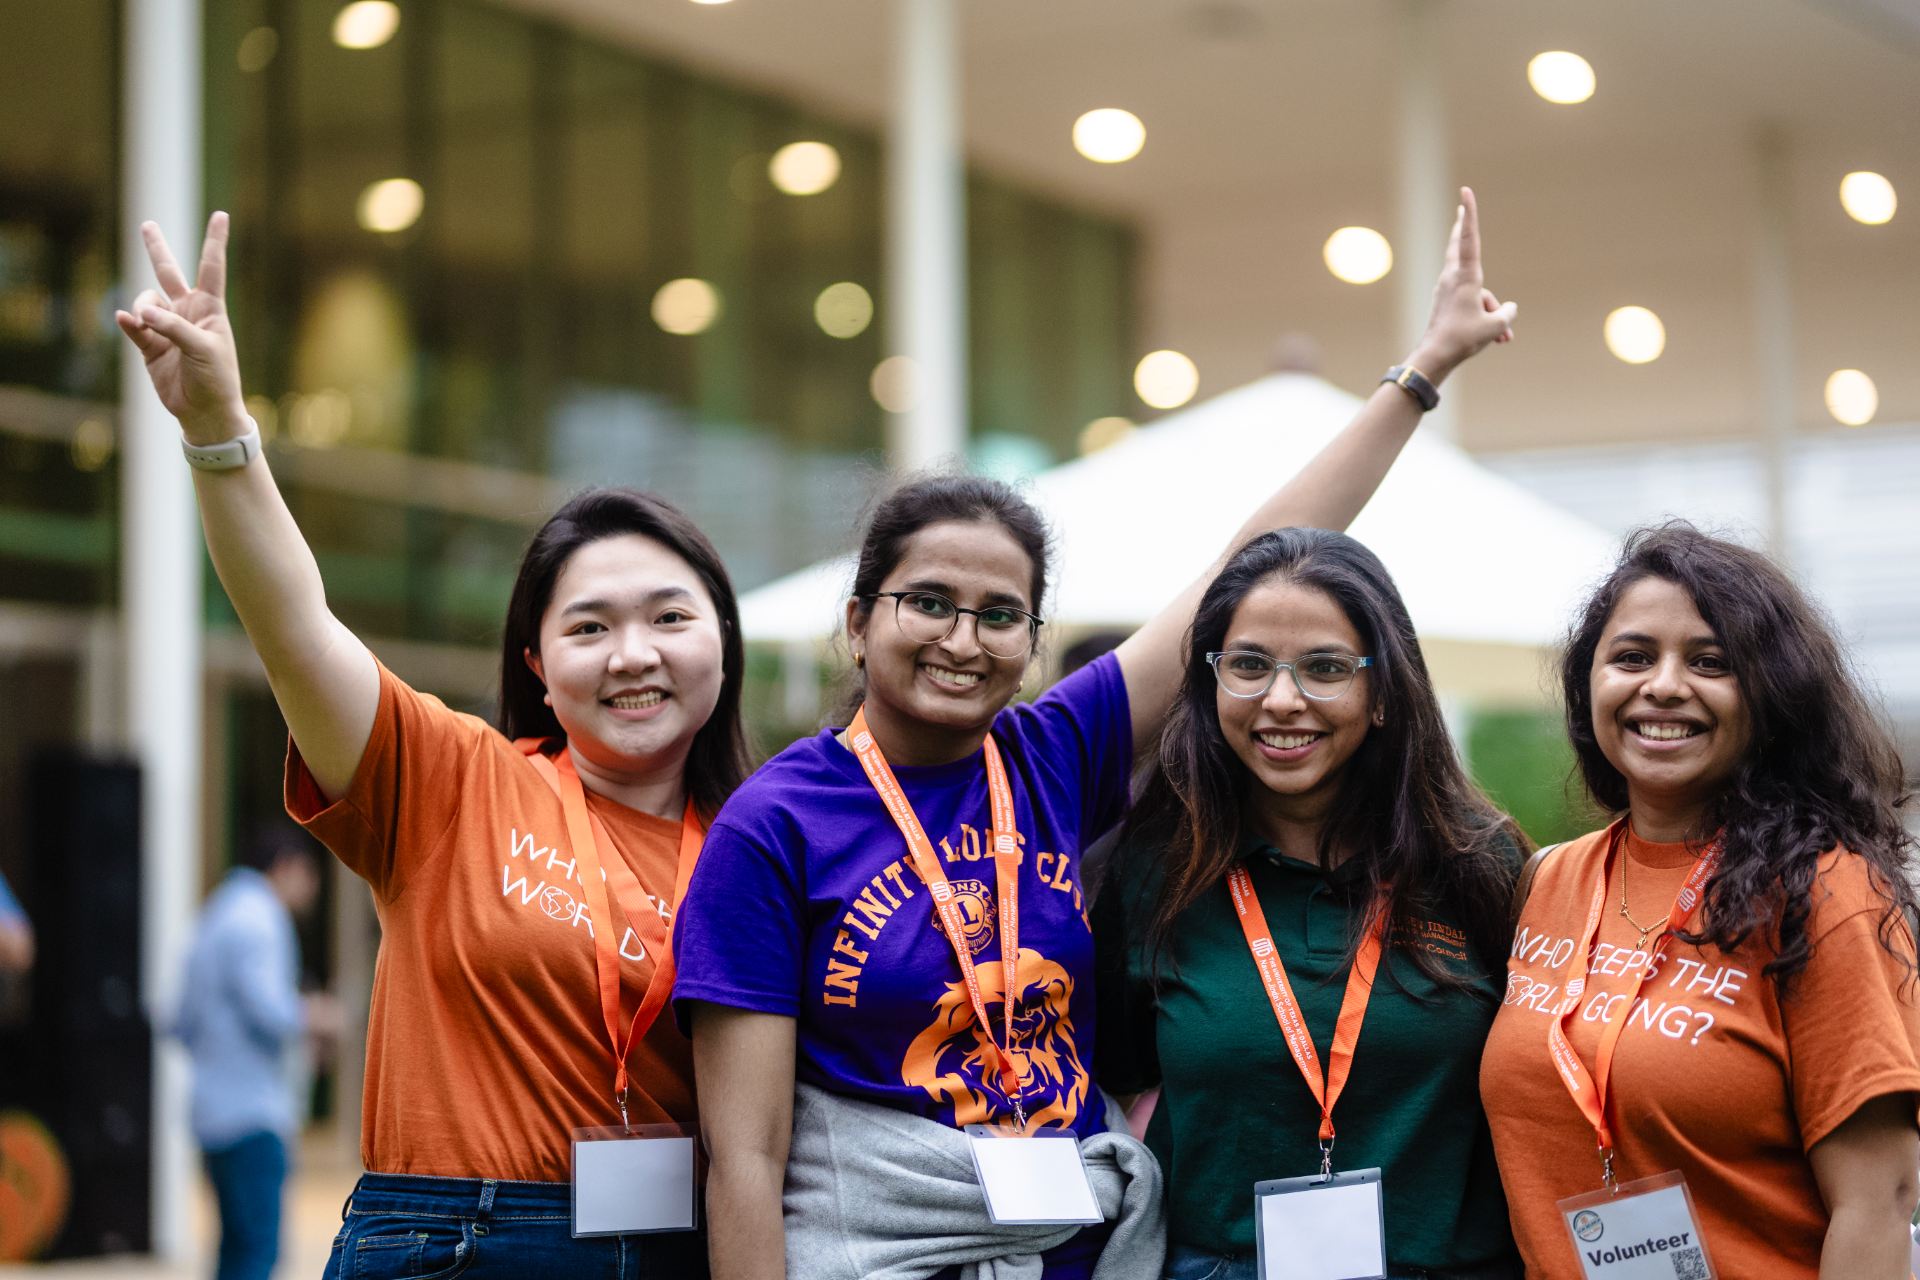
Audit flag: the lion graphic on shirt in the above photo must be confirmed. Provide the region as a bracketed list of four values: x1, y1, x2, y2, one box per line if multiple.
[900, 947, 1085, 1130]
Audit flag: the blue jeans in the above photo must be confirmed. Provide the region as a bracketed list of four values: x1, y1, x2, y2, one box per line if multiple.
[321, 1172, 710, 1279]
[204, 1130, 288, 1280]
[1164, 1243, 1524, 1280]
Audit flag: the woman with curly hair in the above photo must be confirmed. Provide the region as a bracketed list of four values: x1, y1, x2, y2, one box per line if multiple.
[1482, 522, 1920, 1278]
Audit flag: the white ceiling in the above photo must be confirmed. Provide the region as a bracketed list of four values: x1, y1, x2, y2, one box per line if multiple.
[494, 0, 1920, 451]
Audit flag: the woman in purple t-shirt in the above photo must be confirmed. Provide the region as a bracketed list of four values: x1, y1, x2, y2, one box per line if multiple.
[675, 189, 1520, 1280]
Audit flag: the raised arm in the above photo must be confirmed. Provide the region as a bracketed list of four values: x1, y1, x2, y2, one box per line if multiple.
[1114, 186, 1517, 750]
[116, 214, 378, 801]
[692, 1004, 796, 1280]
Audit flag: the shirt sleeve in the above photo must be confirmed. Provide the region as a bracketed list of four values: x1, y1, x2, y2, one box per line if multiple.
[1091, 841, 1163, 1096]
[1783, 854, 1920, 1151]
[283, 661, 487, 902]
[671, 816, 808, 1031]
[1019, 651, 1134, 840]
[221, 908, 305, 1048]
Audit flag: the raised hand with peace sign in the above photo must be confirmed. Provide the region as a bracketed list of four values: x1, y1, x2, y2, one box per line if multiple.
[114, 212, 250, 445]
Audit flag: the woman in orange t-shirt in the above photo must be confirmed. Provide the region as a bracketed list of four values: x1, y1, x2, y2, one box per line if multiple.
[119, 216, 741, 1275]
[1481, 523, 1920, 1278]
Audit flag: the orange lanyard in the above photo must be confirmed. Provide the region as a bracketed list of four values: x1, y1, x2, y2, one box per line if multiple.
[1547, 820, 1719, 1190]
[846, 707, 1029, 1131]
[518, 741, 705, 1127]
[1226, 863, 1385, 1175]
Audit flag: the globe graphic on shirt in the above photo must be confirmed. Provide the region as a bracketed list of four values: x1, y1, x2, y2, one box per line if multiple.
[538, 885, 577, 921]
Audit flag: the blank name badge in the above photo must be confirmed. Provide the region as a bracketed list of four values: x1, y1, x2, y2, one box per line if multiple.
[1558, 1171, 1714, 1280]
[571, 1124, 699, 1238]
[964, 1124, 1104, 1225]
[1253, 1168, 1387, 1280]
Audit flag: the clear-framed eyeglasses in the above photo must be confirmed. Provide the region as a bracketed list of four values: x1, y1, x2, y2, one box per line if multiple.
[863, 590, 1043, 660]
[1205, 650, 1374, 701]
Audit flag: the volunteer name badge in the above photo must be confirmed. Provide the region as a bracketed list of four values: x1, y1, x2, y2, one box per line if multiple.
[571, 1123, 699, 1237]
[1558, 1171, 1715, 1280]
[1253, 1168, 1387, 1280]
[964, 1124, 1103, 1226]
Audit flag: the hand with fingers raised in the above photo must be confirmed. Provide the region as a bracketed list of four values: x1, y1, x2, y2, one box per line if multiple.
[113, 212, 249, 446]
[1406, 186, 1519, 386]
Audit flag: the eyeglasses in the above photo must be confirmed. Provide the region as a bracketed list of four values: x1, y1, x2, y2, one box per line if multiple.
[1206, 650, 1374, 701]
[863, 590, 1043, 660]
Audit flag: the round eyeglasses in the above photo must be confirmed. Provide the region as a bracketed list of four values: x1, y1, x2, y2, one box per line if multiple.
[1206, 650, 1374, 701]
[864, 590, 1043, 660]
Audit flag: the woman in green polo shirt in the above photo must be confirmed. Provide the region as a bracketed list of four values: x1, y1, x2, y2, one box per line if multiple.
[1093, 528, 1525, 1280]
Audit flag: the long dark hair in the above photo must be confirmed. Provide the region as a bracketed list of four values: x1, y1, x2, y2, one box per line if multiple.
[498, 487, 750, 817]
[839, 472, 1054, 714]
[1127, 528, 1524, 986]
[1561, 521, 1917, 990]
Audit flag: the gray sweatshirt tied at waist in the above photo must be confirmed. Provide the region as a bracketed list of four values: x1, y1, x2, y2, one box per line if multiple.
[784, 1082, 1166, 1280]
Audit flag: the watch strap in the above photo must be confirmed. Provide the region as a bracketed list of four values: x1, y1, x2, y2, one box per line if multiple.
[1382, 364, 1440, 412]
[181, 419, 263, 471]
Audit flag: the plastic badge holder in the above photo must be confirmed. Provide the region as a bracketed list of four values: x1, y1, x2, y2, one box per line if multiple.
[964, 1124, 1103, 1225]
[1252, 1167, 1387, 1280]
[571, 1122, 701, 1238]
[1558, 1170, 1715, 1280]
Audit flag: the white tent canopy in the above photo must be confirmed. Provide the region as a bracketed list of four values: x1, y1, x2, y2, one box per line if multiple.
[741, 374, 1617, 701]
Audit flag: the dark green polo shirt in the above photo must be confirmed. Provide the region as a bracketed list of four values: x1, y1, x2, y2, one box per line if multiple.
[1093, 842, 1517, 1269]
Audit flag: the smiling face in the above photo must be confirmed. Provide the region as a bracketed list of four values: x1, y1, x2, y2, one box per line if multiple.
[1216, 578, 1376, 839]
[525, 533, 726, 781]
[1589, 576, 1753, 839]
[846, 519, 1038, 765]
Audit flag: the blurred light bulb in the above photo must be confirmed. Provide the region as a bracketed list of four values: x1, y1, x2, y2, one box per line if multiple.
[1078, 417, 1136, 455]
[1840, 171, 1897, 225]
[651, 279, 722, 335]
[1604, 306, 1666, 364]
[333, 1, 400, 49]
[1134, 351, 1199, 410]
[1323, 227, 1393, 284]
[1825, 369, 1878, 426]
[1072, 109, 1146, 164]
[770, 142, 841, 196]
[356, 178, 423, 233]
[814, 282, 874, 339]
[871, 356, 919, 413]
[1528, 51, 1596, 105]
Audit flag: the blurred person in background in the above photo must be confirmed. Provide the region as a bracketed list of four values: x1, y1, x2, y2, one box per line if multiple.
[677, 190, 1516, 1280]
[119, 214, 746, 1277]
[1483, 523, 1920, 1278]
[1095, 528, 1525, 1280]
[174, 825, 332, 1280]
[0, 868, 31, 976]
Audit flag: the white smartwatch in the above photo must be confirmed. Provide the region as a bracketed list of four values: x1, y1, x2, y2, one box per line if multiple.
[181, 418, 263, 471]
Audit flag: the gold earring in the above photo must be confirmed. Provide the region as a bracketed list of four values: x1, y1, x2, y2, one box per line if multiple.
[854, 651, 865, 670]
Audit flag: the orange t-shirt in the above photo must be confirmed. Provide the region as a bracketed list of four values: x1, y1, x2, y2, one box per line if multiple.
[285, 663, 696, 1182]
[1481, 823, 1920, 1278]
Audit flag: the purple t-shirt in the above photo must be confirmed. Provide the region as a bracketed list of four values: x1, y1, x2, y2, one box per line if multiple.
[674, 653, 1132, 1143]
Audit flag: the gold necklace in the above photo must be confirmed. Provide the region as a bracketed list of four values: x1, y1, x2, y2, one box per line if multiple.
[1618, 854, 1666, 950]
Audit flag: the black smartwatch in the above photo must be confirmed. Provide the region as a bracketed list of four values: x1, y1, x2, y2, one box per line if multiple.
[1381, 364, 1440, 412]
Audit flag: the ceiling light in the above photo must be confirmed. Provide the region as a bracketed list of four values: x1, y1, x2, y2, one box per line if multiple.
[770, 142, 841, 196]
[1134, 351, 1198, 410]
[1078, 417, 1136, 455]
[1839, 171, 1897, 225]
[814, 282, 874, 339]
[871, 356, 918, 414]
[237, 26, 279, 73]
[1825, 369, 1878, 426]
[1528, 51, 1595, 105]
[356, 178, 423, 233]
[1603, 306, 1665, 364]
[333, 1, 400, 50]
[1323, 227, 1393, 284]
[651, 279, 722, 335]
[1072, 109, 1146, 164]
